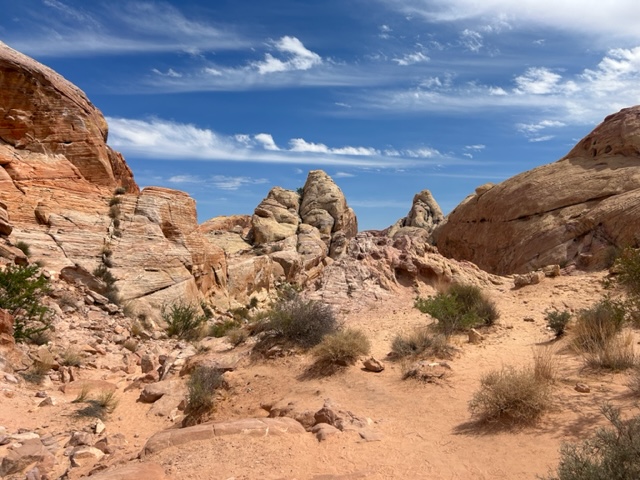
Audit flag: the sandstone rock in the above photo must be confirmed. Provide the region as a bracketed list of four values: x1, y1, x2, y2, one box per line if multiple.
[86, 462, 169, 480]
[311, 423, 340, 441]
[0, 308, 14, 338]
[388, 190, 444, 238]
[363, 357, 385, 372]
[575, 383, 591, 393]
[139, 380, 182, 404]
[434, 106, 640, 274]
[513, 271, 545, 288]
[140, 354, 158, 374]
[70, 445, 105, 467]
[468, 328, 484, 344]
[313, 400, 370, 432]
[0, 201, 12, 236]
[0, 439, 54, 477]
[403, 361, 451, 383]
[142, 417, 305, 455]
[261, 399, 316, 430]
[251, 187, 300, 244]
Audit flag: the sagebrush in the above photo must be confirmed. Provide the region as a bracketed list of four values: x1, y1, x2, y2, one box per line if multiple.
[163, 302, 206, 340]
[311, 328, 371, 367]
[415, 283, 499, 335]
[184, 366, 224, 426]
[391, 328, 454, 359]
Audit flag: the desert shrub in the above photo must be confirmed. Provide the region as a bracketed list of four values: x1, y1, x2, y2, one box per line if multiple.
[114, 186, 127, 195]
[60, 348, 83, 367]
[209, 319, 240, 338]
[163, 302, 206, 340]
[122, 338, 138, 352]
[628, 365, 640, 395]
[546, 309, 571, 337]
[533, 346, 558, 383]
[544, 404, 640, 480]
[584, 332, 636, 371]
[226, 327, 248, 347]
[572, 298, 626, 353]
[311, 328, 371, 367]
[200, 302, 214, 319]
[108, 204, 121, 219]
[0, 263, 52, 342]
[93, 264, 117, 287]
[184, 366, 224, 426]
[266, 295, 339, 348]
[415, 283, 499, 335]
[76, 390, 119, 419]
[14, 241, 31, 257]
[615, 247, 640, 324]
[230, 306, 250, 321]
[391, 328, 454, 359]
[248, 296, 259, 309]
[469, 366, 552, 424]
[108, 196, 121, 206]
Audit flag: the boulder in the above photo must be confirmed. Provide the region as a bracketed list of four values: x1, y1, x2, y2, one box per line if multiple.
[251, 187, 300, 244]
[87, 463, 169, 480]
[388, 189, 444, 238]
[0, 201, 11, 236]
[434, 106, 640, 274]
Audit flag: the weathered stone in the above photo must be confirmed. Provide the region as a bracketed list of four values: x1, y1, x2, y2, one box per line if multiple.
[313, 400, 370, 432]
[388, 189, 444, 238]
[362, 357, 385, 373]
[70, 446, 105, 467]
[0, 308, 14, 338]
[575, 383, 591, 393]
[251, 187, 300, 245]
[468, 328, 484, 344]
[85, 462, 168, 480]
[0, 439, 54, 477]
[513, 271, 545, 288]
[311, 423, 340, 441]
[434, 106, 640, 274]
[139, 380, 182, 404]
[0, 201, 12, 236]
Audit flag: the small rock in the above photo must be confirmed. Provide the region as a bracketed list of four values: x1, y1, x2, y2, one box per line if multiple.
[358, 428, 383, 442]
[70, 446, 105, 467]
[575, 383, 590, 393]
[523, 317, 535, 322]
[94, 420, 106, 435]
[468, 328, 484, 344]
[35, 391, 47, 398]
[4, 373, 19, 384]
[362, 357, 384, 373]
[38, 397, 55, 407]
[311, 423, 340, 441]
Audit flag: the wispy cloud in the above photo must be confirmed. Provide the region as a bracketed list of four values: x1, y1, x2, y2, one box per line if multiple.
[167, 174, 268, 191]
[252, 36, 322, 74]
[393, 50, 429, 66]
[363, 46, 640, 126]
[5, 1, 248, 57]
[379, 0, 640, 42]
[106, 116, 460, 168]
[334, 172, 356, 178]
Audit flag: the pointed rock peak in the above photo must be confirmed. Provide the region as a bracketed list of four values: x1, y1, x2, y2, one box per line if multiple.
[387, 189, 443, 239]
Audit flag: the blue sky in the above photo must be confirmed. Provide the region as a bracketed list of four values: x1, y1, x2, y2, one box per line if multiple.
[2, 1, 640, 230]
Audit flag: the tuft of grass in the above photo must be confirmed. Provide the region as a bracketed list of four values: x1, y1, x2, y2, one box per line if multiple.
[469, 366, 552, 425]
[122, 338, 138, 352]
[545, 309, 571, 337]
[226, 327, 248, 347]
[415, 283, 499, 336]
[60, 348, 83, 367]
[76, 390, 119, 419]
[533, 346, 558, 383]
[614, 247, 640, 325]
[544, 404, 640, 480]
[571, 297, 626, 353]
[265, 294, 338, 348]
[627, 365, 640, 395]
[14, 241, 31, 257]
[311, 328, 371, 368]
[184, 366, 224, 426]
[584, 332, 636, 372]
[72, 386, 90, 404]
[210, 319, 240, 338]
[391, 328, 454, 360]
[163, 302, 206, 341]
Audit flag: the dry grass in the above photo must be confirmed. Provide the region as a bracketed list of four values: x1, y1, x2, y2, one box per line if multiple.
[584, 332, 636, 371]
[571, 298, 625, 353]
[533, 346, 558, 383]
[627, 365, 640, 395]
[391, 328, 454, 360]
[311, 328, 371, 367]
[469, 366, 552, 425]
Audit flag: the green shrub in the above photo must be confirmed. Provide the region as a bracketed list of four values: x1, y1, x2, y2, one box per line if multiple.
[14, 241, 31, 257]
[163, 302, 206, 340]
[76, 390, 119, 419]
[546, 309, 571, 337]
[0, 264, 52, 342]
[391, 328, 453, 359]
[572, 297, 626, 353]
[266, 295, 338, 348]
[108, 204, 121, 219]
[615, 247, 640, 324]
[209, 319, 240, 338]
[469, 366, 552, 424]
[311, 328, 371, 367]
[544, 404, 640, 480]
[114, 186, 127, 195]
[226, 327, 248, 347]
[184, 366, 224, 426]
[415, 283, 499, 335]
[108, 196, 121, 206]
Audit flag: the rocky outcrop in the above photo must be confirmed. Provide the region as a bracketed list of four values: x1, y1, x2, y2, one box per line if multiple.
[0, 201, 11, 236]
[433, 106, 640, 274]
[387, 189, 444, 238]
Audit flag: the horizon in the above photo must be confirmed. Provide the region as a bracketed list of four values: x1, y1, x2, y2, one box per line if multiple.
[2, 1, 640, 229]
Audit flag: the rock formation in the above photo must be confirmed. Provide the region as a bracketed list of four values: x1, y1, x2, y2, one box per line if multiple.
[387, 189, 444, 238]
[433, 106, 640, 274]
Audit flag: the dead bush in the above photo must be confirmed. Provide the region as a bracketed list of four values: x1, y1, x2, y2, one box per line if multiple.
[584, 332, 636, 372]
[533, 346, 558, 383]
[571, 297, 626, 353]
[391, 328, 454, 360]
[469, 366, 552, 424]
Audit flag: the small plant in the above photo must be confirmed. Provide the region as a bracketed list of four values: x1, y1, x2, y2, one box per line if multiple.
[391, 328, 454, 359]
[209, 319, 240, 338]
[469, 366, 552, 424]
[108, 204, 121, 219]
[584, 332, 636, 371]
[415, 283, 499, 335]
[248, 296, 259, 309]
[545, 309, 571, 337]
[200, 302, 214, 319]
[615, 247, 640, 324]
[311, 328, 371, 367]
[265, 295, 339, 348]
[14, 241, 31, 257]
[93, 264, 117, 287]
[628, 365, 640, 395]
[226, 327, 248, 347]
[0, 263, 52, 342]
[230, 306, 250, 321]
[163, 302, 206, 341]
[60, 348, 83, 367]
[184, 366, 224, 426]
[57, 293, 77, 309]
[109, 196, 121, 206]
[76, 390, 119, 419]
[72, 386, 90, 404]
[122, 338, 138, 352]
[572, 297, 626, 353]
[114, 186, 127, 195]
[533, 346, 558, 383]
[544, 404, 640, 480]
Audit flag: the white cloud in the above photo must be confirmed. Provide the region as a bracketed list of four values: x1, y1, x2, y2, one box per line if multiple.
[253, 36, 322, 74]
[106, 117, 452, 168]
[393, 51, 429, 66]
[7, 1, 249, 57]
[460, 29, 483, 52]
[463, 153, 473, 158]
[465, 144, 486, 150]
[152, 68, 182, 78]
[168, 174, 205, 184]
[380, 0, 640, 42]
[514, 67, 562, 94]
[334, 172, 356, 178]
[211, 176, 269, 191]
[516, 120, 566, 134]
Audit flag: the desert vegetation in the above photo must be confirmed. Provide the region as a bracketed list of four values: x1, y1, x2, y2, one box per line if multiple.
[415, 283, 499, 335]
[183, 366, 225, 426]
[391, 327, 454, 360]
[311, 328, 371, 367]
[162, 301, 207, 341]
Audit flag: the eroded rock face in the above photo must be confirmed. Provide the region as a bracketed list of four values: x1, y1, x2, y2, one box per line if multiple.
[251, 187, 300, 244]
[388, 189, 444, 238]
[433, 106, 640, 274]
[0, 201, 11, 236]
